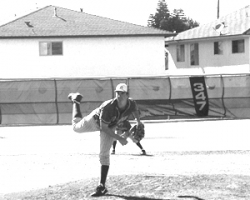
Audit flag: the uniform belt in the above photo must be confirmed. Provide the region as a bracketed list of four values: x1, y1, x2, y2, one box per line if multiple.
[93, 114, 118, 129]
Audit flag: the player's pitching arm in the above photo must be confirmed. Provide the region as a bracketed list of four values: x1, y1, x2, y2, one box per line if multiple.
[100, 121, 128, 146]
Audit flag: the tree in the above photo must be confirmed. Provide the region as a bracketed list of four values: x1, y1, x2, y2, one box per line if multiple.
[147, 0, 170, 28]
[148, 0, 199, 33]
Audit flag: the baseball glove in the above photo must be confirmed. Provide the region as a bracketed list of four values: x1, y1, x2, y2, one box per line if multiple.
[130, 123, 145, 142]
[116, 120, 131, 132]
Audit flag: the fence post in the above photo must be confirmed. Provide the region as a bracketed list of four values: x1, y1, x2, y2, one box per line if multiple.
[54, 79, 59, 124]
[220, 75, 227, 117]
[0, 105, 1, 124]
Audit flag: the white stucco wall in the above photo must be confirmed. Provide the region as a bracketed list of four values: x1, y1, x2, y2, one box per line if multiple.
[0, 36, 166, 79]
[200, 37, 249, 67]
[166, 36, 250, 75]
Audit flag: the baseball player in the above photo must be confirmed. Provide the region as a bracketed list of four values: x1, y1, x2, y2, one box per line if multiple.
[111, 120, 146, 155]
[68, 83, 142, 197]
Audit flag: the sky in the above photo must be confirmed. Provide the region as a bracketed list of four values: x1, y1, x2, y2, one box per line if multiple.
[0, 0, 249, 26]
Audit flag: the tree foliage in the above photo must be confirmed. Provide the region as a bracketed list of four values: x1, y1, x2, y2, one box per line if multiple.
[148, 0, 199, 33]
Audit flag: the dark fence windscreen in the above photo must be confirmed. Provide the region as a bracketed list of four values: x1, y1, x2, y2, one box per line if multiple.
[0, 74, 249, 125]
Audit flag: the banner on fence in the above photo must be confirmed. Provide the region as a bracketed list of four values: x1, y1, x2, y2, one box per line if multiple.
[189, 76, 209, 116]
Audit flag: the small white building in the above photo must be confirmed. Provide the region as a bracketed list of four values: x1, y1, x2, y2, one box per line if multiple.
[165, 5, 250, 75]
[0, 5, 174, 79]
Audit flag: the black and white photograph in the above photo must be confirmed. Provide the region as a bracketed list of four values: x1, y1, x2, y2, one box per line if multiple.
[0, 0, 249, 199]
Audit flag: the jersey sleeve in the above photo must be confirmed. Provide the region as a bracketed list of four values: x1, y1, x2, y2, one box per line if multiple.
[130, 99, 139, 112]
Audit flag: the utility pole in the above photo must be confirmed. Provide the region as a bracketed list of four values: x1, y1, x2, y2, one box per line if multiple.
[217, 0, 220, 19]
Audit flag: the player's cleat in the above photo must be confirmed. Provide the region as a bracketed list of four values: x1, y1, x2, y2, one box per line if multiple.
[111, 150, 115, 154]
[90, 184, 108, 197]
[68, 93, 83, 104]
[141, 150, 146, 155]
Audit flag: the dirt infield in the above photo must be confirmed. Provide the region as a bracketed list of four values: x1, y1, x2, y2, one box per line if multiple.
[0, 119, 250, 199]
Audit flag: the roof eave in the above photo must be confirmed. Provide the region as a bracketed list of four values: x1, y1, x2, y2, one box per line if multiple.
[165, 33, 249, 44]
[243, 28, 250, 35]
[0, 33, 176, 39]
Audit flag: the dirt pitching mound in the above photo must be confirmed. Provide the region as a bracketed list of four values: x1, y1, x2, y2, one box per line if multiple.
[3, 174, 250, 200]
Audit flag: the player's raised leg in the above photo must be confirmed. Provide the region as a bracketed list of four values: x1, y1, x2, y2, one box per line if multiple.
[68, 92, 99, 133]
[68, 92, 83, 118]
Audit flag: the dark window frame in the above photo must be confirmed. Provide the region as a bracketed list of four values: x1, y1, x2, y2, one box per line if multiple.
[177, 44, 185, 62]
[214, 41, 223, 55]
[39, 41, 63, 56]
[190, 43, 199, 66]
[232, 39, 245, 54]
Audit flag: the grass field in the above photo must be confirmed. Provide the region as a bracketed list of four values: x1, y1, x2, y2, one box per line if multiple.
[0, 119, 250, 200]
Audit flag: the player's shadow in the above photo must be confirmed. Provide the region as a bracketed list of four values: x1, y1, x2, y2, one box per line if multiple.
[178, 195, 205, 200]
[112, 153, 154, 157]
[130, 154, 154, 157]
[106, 194, 206, 200]
[106, 194, 170, 200]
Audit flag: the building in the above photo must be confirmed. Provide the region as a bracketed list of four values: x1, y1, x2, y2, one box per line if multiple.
[165, 5, 250, 75]
[1, 5, 249, 125]
[0, 5, 174, 79]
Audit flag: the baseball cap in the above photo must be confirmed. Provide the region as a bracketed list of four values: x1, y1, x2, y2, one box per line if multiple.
[115, 83, 128, 92]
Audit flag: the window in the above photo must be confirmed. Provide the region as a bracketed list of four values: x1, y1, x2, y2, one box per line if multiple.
[232, 39, 244, 53]
[165, 50, 168, 70]
[190, 43, 199, 65]
[39, 42, 63, 56]
[177, 44, 185, 62]
[214, 41, 223, 55]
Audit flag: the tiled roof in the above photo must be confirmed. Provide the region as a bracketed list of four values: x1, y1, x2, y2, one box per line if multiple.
[166, 5, 250, 42]
[0, 5, 173, 38]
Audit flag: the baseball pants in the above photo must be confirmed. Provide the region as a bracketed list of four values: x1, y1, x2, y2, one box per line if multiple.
[72, 111, 115, 166]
